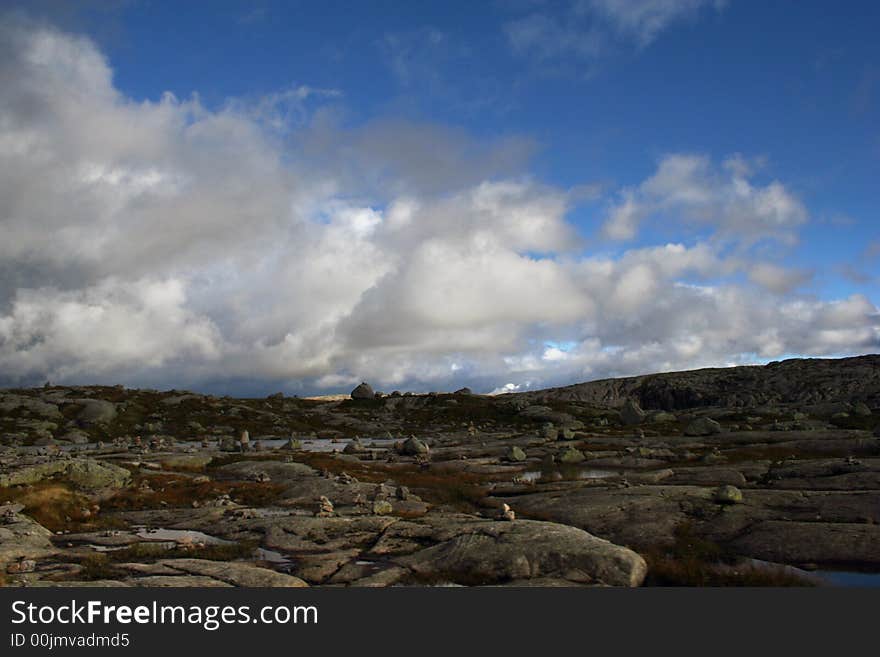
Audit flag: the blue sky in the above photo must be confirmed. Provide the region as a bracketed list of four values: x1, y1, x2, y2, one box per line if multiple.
[0, 1, 877, 394]
[70, 0, 879, 297]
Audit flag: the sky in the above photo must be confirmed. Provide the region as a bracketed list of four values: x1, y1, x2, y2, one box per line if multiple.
[0, 0, 878, 396]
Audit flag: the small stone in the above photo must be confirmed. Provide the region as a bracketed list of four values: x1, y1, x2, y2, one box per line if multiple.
[343, 437, 364, 454]
[497, 503, 515, 521]
[401, 436, 429, 456]
[316, 496, 334, 517]
[372, 500, 393, 515]
[7, 559, 36, 574]
[684, 417, 722, 437]
[539, 423, 556, 439]
[715, 484, 744, 505]
[558, 447, 585, 464]
[281, 437, 302, 450]
[505, 445, 527, 462]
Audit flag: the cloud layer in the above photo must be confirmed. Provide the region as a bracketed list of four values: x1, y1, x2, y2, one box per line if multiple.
[0, 18, 877, 394]
[505, 0, 727, 71]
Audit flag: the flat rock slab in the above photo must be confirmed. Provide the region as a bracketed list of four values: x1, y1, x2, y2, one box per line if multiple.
[157, 558, 309, 587]
[730, 521, 880, 565]
[0, 508, 57, 564]
[495, 485, 709, 549]
[668, 467, 747, 486]
[217, 460, 316, 480]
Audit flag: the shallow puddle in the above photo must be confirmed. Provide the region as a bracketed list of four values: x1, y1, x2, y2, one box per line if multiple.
[518, 467, 616, 483]
[134, 527, 232, 545]
[815, 570, 880, 587]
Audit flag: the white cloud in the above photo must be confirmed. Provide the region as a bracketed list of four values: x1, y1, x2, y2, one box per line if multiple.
[505, 0, 726, 68]
[0, 18, 876, 394]
[0, 278, 221, 381]
[748, 263, 813, 294]
[583, 0, 727, 47]
[602, 154, 807, 245]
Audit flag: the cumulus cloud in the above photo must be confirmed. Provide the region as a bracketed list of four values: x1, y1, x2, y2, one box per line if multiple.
[601, 154, 807, 245]
[0, 17, 877, 394]
[748, 263, 813, 294]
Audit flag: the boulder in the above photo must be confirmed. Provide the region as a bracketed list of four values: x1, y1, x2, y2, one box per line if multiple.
[505, 446, 527, 462]
[853, 402, 872, 417]
[372, 500, 393, 515]
[0, 504, 56, 564]
[714, 484, 744, 505]
[619, 400, 646, 426]
[397, 519, 647, 587]
[401, 436, 429, 456]
[58, 430, 90, 445]
[0, 459, 130, 491]
[343, 437, 364, 454]
[75, 400, 117, 425]
[350, 382, 375, 400]
[558, 447, 585, 464]
[684, 417, 722, 436]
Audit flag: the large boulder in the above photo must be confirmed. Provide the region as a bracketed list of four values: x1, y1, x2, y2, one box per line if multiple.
[57, 430, 90, 445]
[648, 411, 677, 424]
[350, 382, 375, 400]
[401, 436, 429, 456]
[0, 504, 57, 565]
[558, 447, 585, 464]
[619, 399, 646, 426]
[714, 484, 744, 505]
[0, 396, 63, 421]
[853, 402, 872, 417]
[343, 437, 365, 454]
[397, 519, 647, 587]
[75, 400, 117, 426]
[0, 459, 130, 491]
[684, 417, 722, 436]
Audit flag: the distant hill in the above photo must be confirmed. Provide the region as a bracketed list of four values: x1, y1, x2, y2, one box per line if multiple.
[512, 355, 880, 411]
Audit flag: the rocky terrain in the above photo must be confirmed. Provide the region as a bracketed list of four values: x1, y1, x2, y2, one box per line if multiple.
[1, 355, 879, 587]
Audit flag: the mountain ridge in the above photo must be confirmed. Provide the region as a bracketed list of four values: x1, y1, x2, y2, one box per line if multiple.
[509, 354, 880, 410]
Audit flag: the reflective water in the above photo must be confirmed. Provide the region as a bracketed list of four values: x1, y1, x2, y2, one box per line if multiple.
[134, 528, 232, 545]
[16, 436, 397, 454]
[815, 570, 880, 587]
[518, 467, 616, 483]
